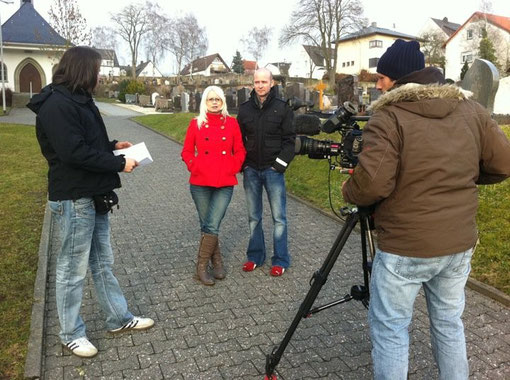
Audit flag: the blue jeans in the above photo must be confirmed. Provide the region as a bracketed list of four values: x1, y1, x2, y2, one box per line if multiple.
[49, 198, 133, 343]
[369, 248, 474, 380]
[190, 185, 233, 235]
[242, 166, 289, 268]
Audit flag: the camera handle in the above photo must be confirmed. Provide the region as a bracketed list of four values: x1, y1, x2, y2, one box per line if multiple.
[264, 206, 376, 380]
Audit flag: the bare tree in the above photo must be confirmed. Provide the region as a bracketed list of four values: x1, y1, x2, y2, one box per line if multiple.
[91, 26, 118, 51]
[143, 4, 171, 70]
[241, 26, 272, 63]
[110, 2, 152, 79]
[167, 14, 208, 77]
[419, 30, 447, 69]
[280, 0, 365, 88]
[48, 0, 91, 46]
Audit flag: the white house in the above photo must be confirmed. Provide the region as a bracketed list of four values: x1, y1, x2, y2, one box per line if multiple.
[444, 12, 510, 81]
[180, 54, 231, 76]
[335, 23, 418, 75]
[1, 0, 67, 94]
[418, 17, 461, 39]
[95, 48, 121, 78]
[136, 61, 163, 78]
[288, 45, 332, 79]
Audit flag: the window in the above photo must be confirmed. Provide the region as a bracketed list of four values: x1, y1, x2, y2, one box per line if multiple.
[0, 63, 6, 81]
[369, 40, 383, 48]
[342, 62, 346, 67]
[466, 29, 473, 40]
[462, 52, 473, 63]
[351, 61, 354, 66]
[369, 58, 379, 68]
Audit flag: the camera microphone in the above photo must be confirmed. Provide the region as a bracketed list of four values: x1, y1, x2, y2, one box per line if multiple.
[293, 114, 321, 136]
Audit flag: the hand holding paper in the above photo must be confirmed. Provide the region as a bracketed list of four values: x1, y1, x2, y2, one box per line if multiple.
[113, 142, 153, 167]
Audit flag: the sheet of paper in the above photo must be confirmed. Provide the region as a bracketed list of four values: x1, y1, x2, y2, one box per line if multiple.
[113, 142, 153, 167]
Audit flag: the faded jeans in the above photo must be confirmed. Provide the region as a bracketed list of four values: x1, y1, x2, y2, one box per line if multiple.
[189, 185, 233, 235]
[243, 166, 290, 268]
[49, 198, 133, 343]
[369, 248, 474, 380]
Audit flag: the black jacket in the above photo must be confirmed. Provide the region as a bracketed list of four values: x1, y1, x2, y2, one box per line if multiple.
[237, 87, 295, 172]
[27, 84, 125, 201]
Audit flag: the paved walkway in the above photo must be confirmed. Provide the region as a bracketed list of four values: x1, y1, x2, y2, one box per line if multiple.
[7, 104, 509, 379]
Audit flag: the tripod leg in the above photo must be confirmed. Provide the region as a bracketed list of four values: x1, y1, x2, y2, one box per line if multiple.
[265, 211, 360, 378]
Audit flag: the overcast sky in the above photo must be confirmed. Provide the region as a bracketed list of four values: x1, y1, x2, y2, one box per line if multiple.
[1, 0, 508, 74]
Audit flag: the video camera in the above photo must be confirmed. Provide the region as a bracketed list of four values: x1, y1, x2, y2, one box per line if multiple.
[289, 97, 369, 170]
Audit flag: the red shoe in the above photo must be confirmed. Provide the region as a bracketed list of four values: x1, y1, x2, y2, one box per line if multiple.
[242, 261, 257, 272]
[270, 266, 285, 277]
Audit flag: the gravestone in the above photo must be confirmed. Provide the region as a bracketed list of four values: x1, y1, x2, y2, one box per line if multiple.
[311, 91, 320, 110]
[138, 95, 151, 107]
[494, 76, 510, 115]
[303, 88, 311, 105]
[337, 75, 359, 108]
[181, 92, 190, 113]
[274, 84, 285, 99]
[173, 96, 181, 111]
[125, 94, 137, 104]
[368, 87, 381, 103]
[225, 88, 237, 110]
[237, 87, 251, 105]
[189, 93, 196, 113]
[461, 58, 499, 114]
[154, 98, 171, 112]
[194, 92, 202, 112]
[286, 82, 304, 101]
[151, 92, 160, 105]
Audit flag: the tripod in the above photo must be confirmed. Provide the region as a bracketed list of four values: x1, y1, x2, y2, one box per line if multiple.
[264, 206, 376, 380]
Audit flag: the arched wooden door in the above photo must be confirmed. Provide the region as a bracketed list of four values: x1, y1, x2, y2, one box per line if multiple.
[19, 63, 42, 93]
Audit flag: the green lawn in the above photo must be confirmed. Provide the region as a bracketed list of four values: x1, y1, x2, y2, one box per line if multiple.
[0, 116, 507, 378]
[133, 113, 510, 295]
[0, 124, 47, 379]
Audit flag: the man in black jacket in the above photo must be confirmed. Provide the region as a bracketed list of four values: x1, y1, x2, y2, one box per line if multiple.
[237, 68, 296, 276]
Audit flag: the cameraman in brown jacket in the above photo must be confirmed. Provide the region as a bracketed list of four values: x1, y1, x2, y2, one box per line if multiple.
[342, 39, 510, 380]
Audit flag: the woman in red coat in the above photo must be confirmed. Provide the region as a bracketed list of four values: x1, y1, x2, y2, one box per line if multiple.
[181, 86, 246, 286]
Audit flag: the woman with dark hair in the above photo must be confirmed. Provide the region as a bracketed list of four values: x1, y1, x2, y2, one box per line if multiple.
[27, 46, 154, 359]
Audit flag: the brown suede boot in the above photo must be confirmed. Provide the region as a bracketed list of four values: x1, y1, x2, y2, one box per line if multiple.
[195, 233, 217, 286]
[211, 238, 226, 280]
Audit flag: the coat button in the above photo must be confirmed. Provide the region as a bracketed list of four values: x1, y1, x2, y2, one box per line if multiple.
[220, 125, 225, 129]
[205, 124, 209, 128]
[222, 137, 226, 141]
[205, 137, 209, 141]
[205, 151, 209, 154]
[222, 151, 226, 155]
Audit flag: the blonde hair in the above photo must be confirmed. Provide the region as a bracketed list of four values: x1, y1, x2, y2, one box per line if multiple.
[196, 86, 229, 128]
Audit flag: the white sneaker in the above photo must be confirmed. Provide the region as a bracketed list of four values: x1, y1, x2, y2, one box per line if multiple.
[64, 337, 98, 358]
[109, 316, 155, 333]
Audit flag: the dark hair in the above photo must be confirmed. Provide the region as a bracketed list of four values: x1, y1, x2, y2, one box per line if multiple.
[52, 46, 102, 93]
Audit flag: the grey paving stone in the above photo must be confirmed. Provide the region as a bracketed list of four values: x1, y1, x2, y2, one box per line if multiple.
[33, 104, 510, 380]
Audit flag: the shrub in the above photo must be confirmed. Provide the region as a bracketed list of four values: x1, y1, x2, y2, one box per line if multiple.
[117, 80, 146, 103]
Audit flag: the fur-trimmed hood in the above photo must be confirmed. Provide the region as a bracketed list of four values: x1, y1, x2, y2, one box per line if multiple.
[370, 83, 471, 111]
[368, 66, 473, 119]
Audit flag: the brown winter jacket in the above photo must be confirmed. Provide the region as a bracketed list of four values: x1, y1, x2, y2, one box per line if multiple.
[342, 70, 510, 257]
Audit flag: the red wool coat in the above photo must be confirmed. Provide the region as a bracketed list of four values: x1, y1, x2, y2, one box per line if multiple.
[181, 113, 246, 187]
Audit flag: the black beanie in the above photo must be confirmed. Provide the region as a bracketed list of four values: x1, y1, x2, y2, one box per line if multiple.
[376, 39, 425, 80]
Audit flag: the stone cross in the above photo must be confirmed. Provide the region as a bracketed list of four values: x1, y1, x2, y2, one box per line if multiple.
[315, 80, 327, 110]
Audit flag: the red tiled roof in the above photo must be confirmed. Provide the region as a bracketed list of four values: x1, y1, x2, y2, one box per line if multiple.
[444, 12, 510, 47]
[242, 60, 258, 70]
